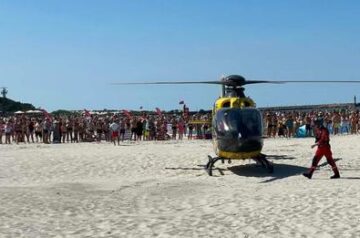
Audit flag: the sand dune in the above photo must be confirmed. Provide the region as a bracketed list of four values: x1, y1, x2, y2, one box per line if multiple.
[1, 136, 360, 237]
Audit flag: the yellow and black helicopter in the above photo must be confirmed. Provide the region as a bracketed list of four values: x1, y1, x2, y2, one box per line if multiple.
[114, 75, 360, 176]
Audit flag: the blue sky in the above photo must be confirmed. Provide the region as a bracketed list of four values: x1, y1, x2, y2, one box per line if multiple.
[1, 0, 360, 111]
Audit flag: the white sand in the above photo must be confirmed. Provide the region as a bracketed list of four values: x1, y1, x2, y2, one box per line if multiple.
[1, 136, 360, 237]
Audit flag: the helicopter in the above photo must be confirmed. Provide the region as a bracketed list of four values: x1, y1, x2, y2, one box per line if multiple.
[113, 75, 360, 176]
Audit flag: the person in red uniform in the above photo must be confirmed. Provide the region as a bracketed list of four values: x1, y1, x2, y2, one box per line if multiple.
[303, 123, 340, 179]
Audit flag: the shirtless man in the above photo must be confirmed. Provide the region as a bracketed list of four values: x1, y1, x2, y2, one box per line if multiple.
[332, 112, 341, 135]
[131, 117, 138, 141]
[4, 121, 12, 144]
[119, 118, 126, 141]
[109, 119, 120, 145]
[34, 119, 43, 143]
[350, 112, 358, 134]
[27, 118, 35, 143]
[14, 119, 23, 144]
[0, 119, 4, 144]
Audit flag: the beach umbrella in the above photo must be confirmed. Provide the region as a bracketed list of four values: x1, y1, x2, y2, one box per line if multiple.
[32, 110, 43, 114]
[14, 111, 24, 114]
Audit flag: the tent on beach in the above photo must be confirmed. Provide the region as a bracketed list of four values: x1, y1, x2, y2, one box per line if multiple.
[26, 110, 43, 114]
[296, 125, 307, 137]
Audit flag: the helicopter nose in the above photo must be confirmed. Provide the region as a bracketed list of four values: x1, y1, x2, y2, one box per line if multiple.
[238, 137, 263, 152]
[217, 134, 263, 153]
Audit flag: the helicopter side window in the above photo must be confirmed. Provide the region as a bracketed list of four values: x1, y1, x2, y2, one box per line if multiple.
[244, 101, 251, 107]
[222, 101, 230, 107]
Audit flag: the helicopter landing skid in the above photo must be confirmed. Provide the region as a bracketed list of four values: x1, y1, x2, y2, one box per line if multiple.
[205, 155, 231, 176]
[253, 154, 274, 173]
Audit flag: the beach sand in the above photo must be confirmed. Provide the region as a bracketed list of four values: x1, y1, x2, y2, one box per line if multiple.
[1, 136, 359, 237]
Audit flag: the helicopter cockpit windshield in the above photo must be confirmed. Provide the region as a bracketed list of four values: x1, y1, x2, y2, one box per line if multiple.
[215, 108, 263, 139]
[214, 108, 263, 152]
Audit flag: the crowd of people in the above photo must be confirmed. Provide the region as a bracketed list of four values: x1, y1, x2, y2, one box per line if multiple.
[0, 112, 211, 145]
[263, 109, 360, 138]
[0, 108, 359, 145]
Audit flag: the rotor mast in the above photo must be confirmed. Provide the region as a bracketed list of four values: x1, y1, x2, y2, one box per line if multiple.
[224, 85, 246, 98]
[221, 75, 247, 98]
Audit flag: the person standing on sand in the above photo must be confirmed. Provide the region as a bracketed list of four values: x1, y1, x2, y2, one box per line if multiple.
[303, 123, 340, 179]
[42, 118, 50, 144]
[66, 118, 73, 142]
[187, 122, 193, 139]
[109, 119, 120, 145]
[332, 111, 341, 135]
[178, 118, 185, 140]
[0, 119, 4, 144]
[4, 120, 12, 144]
[119, 118, 126, 141]
[130, 117, 138, 141]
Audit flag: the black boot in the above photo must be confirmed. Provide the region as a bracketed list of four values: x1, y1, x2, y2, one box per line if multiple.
[330, 167, 340, 179]
[303, 166, 315, 179]
[303, 172, 313, 179]
[303, 157, 320, 179]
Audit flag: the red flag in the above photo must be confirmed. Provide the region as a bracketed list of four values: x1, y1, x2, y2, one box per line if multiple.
[40, 109, 52, 120]
[122, 110, 132, 118]
[155, 107, 162, 116]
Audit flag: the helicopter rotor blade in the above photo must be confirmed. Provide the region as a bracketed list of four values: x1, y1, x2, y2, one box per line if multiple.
[261, 80, 360, 84]
[110, 81, 223, 85]
[241, 80, 284, 85]
[111, 78, 360, 87]
[111, 80, 283, 86]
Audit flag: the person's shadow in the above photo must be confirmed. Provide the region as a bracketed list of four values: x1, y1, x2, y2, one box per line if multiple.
[316, 158, 360, 180]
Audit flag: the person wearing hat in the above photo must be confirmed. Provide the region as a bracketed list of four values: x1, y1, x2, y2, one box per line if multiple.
[303, 122, 340, 179]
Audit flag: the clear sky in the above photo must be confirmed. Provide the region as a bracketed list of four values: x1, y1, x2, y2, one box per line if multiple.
[1, 0, 360, 112]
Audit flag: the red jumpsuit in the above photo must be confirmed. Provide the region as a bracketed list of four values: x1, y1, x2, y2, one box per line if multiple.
[304, 126, 340, 179]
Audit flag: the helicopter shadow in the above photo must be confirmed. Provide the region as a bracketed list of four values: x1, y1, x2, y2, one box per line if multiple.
[228, 163, 308, 183]
[265, 154, 297, 160]
[165, 157, 359, 181]
[317, 158, 342, 167]
[227, 154, 306, 182]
